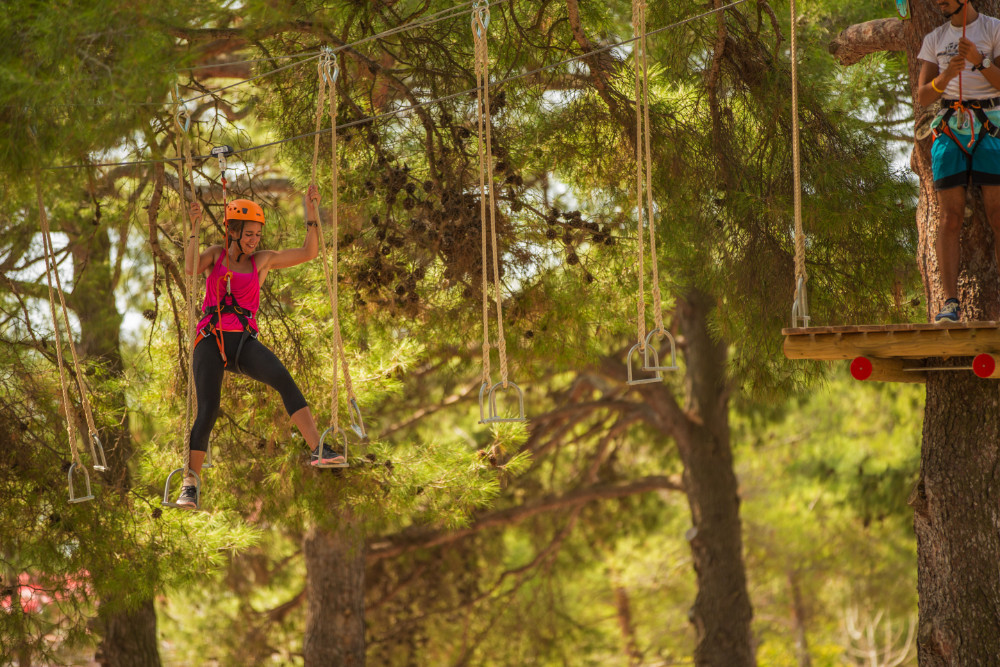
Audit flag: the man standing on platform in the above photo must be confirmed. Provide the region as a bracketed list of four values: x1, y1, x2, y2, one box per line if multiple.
[917, 0, 1000, 322]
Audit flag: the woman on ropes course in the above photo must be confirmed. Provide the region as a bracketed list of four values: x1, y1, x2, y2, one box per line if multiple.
[175, 185, 342, 508]
[918, 0, 1000, 322]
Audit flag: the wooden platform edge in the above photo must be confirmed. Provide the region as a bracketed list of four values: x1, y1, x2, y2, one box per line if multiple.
[782, 323, 1000, 361]
[782, 321, 1000, 335]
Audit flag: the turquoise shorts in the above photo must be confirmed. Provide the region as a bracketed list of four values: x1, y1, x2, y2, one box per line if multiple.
[931, 105, 1000, 190]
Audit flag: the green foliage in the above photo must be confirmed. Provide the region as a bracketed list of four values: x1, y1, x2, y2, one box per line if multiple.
[1, 0, 927, 664]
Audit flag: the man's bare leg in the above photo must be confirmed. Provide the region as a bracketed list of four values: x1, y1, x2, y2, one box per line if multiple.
[936, 185, 967, 303]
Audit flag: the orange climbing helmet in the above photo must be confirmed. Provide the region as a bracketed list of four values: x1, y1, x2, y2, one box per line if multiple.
[225, 198, 265, 225]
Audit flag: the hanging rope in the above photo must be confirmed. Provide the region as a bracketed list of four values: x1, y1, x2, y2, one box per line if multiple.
[472, 0, 510, 388]
[36, 178, 85, 473]
[173, 89, 199, 478]
[34, 178, 106, 469]
[474, 4, 492, 390]
[789, 0, 809, 327]
[310, 47, 362, 434]
[632, 0, 665, 346]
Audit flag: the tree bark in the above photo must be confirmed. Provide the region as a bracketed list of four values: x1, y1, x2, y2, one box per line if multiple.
[907, 1, 1000, 663]
[644, 288, 755, 666]
[94, 600, 161, 667]
[303, 520, 366, 666]
[63, 207, 161, 667]
[788, 570, 812, 667]
[839, 1, 1000, 663]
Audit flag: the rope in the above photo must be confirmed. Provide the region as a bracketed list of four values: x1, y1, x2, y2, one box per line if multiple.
[473, 0, 510, 387]
[632, 0, 664, 347]
[310, 49, 360, 433]
[43, 0, 752, 173]
[637, 0, 663, 333]
[475, 5, 492, 388]
[173, 91, 199, 478]
[36, 178, 84, 470]
[34, 181, 103, 467]
[633, 0, 648, 347]
[789, 0, 808, 321]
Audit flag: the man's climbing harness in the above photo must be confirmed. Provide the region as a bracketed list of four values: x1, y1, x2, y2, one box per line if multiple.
[34, 175, 109, 503]
[929, 0, 1000, 177]
[626, 0, 678, 385]
[470, 1, 526, 424]
[163, 92, 204, 508]
[789, 0, 810, 328]
[310, 46, 366, 467]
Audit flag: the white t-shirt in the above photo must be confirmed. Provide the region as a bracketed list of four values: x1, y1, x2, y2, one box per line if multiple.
[918, 14, 1000, 99]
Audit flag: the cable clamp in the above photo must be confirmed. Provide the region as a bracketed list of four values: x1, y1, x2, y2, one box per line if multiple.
[320, 46, 339, 84]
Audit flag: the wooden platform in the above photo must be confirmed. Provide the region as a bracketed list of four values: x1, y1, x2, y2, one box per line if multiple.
[782, 322, 1000, 361]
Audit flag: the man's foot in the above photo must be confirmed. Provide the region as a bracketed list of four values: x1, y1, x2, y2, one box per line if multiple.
[311, 444, 347, 468]
[935, 298, 960, 323]
[175, 484, 199, 509]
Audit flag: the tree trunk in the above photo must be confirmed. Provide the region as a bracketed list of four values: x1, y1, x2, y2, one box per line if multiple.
[67, 218, 161, 667]
[674, 288, 755, 666]
[902, 2, 1000, 664]
[94, 599, 161, 667]
[303, 520, 366, 666]
[788, 570, 812, 667]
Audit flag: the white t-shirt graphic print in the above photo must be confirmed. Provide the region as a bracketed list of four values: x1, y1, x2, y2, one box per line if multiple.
[918, 14, 1000, 99]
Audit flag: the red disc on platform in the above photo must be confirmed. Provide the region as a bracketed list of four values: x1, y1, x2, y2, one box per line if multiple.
[850, 356, 873, 381]
[973, 353, 996, 378]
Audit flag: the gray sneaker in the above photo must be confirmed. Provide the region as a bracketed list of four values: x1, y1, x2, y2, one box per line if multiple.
[935, 300, 960, 323]
[175, 485, 199, 509]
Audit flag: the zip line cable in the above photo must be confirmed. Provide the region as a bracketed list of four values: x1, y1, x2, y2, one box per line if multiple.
[16, 0, 506, 110]
[178, 50, 321, 72]
[43, 0, 750, 172]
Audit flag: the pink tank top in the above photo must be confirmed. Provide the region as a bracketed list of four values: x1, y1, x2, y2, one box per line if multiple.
[197, 251, 260, 333]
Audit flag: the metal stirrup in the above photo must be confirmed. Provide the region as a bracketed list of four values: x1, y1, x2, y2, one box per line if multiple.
[314, 427, 349, 469]
[626, 342, 664, 386]
[90, 433, 109, 472]
[67, 463, 94, 503]
[161, 468, 202, 509]
[477, 381, 491, 424]
[641, 328, 679, 372]
[485, 380, 526, 423]
[348, 398, 367, 439]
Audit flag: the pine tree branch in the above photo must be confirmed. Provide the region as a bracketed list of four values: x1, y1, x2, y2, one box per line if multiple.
[566, 0, 629, 119]
[367, 475, 684, 561]
[379, 379, 482, 437]
[2, 275, 51, 305]
[829, 19, 906, 66]
[145, 163, 187, 301]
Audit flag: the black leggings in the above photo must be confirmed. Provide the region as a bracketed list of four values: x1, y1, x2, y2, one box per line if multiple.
[189, 331, 308, 452]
